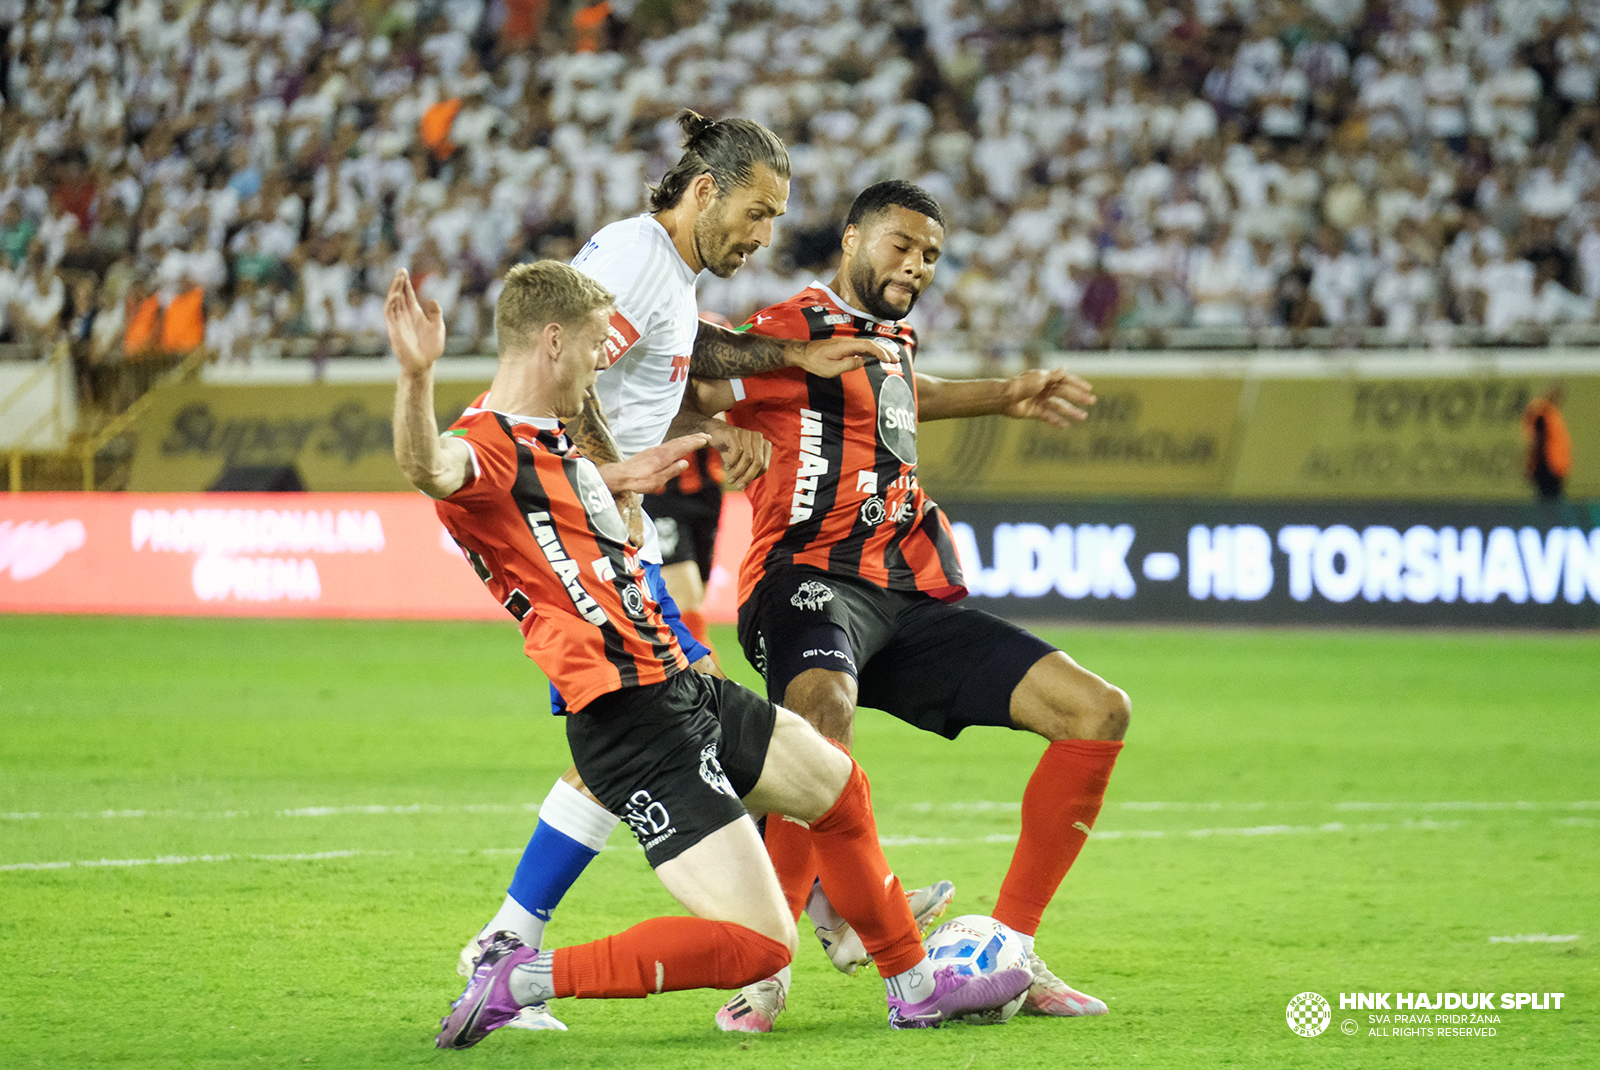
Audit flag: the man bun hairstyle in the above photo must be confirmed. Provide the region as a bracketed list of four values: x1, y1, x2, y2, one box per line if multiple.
[495, 260, 614, 357]
[845, 180, 945, 231]
[648, 109, 791, 212]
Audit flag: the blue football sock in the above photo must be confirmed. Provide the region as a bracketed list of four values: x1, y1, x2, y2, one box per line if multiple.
[507, 821, 598, 917]
[503, 778, 619, 927]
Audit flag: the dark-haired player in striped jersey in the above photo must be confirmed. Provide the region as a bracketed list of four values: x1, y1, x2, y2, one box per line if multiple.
[685, 181, 1131, 1032]
[388, 262, 1031, 1047]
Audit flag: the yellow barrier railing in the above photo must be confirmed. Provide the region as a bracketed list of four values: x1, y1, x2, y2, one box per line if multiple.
[6, 346, 213, 493]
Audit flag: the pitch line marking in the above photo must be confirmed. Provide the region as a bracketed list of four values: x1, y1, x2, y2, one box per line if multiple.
[0, 802, 545, 822]
[1489, 934, 1580, 943]
[6, 800, 1598, 823]
[16, 815, 1579, 873]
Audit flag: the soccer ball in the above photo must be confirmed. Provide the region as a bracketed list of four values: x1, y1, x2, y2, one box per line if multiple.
[922, 914, 1030, 1024]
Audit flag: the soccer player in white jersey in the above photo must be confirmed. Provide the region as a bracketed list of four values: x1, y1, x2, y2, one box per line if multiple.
[455, 111, 903, 1031]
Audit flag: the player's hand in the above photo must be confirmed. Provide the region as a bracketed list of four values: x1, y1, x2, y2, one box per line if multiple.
[706, 422, 771, 491]
[385, 269, 445, 375]
[598, 434, 712, 494]
[1001, 368, 1096, 428]
[617, 490, 644, 544]
[790, 336, 902, 378]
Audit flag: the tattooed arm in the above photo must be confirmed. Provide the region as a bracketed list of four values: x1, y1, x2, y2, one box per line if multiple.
[690, 321, 902, 380]
[567, 386, 647, 542]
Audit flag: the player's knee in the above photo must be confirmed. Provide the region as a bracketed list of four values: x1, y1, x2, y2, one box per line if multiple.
[1092, 683, 1131, 742]
[1015, 656, 1130, 741]
[1063, 677, 1130, 741]
[746, 911, 800, 965]
[783, 670, 857, 745]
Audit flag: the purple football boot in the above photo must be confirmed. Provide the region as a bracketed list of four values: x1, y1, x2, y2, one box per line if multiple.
[886, 964, 1033, 1030]
[436, 933, 541, 1049]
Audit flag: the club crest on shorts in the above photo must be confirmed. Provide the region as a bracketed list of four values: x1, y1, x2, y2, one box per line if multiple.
[699, 743, 738, 798]
[791, 579, 834, 611]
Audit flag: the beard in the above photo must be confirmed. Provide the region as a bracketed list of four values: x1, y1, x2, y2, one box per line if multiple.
[848, 255, 919, 320]
[693, 203, 758, 279]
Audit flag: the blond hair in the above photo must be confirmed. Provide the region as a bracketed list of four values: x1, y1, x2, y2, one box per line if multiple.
[495, 261, 614, 357]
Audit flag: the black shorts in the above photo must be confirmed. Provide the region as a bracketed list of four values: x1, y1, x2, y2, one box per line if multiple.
[643, 488, 723, 582]
[737, 566, 1057, 740]
[566, 671, 775, 867]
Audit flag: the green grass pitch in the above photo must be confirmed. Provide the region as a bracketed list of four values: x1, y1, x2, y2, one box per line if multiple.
[1, 616, 1595, 1069]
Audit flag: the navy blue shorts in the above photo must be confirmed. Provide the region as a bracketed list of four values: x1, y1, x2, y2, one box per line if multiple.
[737, 566, 1056, 740]
[567, 672, 775, 866]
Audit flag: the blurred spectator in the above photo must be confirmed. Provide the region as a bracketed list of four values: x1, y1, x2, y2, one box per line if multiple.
[123, 282, 163, 360]
[159, 284, 206, 355]
[0, 0, 1597, 375]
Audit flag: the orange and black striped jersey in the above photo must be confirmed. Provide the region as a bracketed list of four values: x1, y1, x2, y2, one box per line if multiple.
[434, 404, 688, 712]
[653, 445, 725, 498]
[726, 283, 966, 607]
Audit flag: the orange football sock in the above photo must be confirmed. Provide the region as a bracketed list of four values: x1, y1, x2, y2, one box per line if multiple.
[551, 917, 790, 999]
[993, 739, 1123, 937]
[808, 761, 925, 977]
[764, 814, 818, 921]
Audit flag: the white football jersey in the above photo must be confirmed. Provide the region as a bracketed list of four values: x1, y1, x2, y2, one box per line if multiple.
[571, 215, 700, 458]
[570, 214, 702, 564]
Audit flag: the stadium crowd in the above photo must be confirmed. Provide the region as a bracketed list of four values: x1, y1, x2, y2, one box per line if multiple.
[2, 0, 1599, 390]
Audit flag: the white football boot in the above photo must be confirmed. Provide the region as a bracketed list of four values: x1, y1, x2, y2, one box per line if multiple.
[1018, 950, 1108, 1016]
[457, 932, 569, 1031]
[714, 974, 788, 1033]
[814, 880, 956, 976]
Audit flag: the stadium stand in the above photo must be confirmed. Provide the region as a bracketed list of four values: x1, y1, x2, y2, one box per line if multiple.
[1, 0, 1598, 410]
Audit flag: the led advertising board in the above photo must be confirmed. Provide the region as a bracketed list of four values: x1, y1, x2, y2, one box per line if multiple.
[944, 500, 1600, 628]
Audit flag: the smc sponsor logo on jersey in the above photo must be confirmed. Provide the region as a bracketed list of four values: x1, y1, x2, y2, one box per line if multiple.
[882, 405, 916, 432]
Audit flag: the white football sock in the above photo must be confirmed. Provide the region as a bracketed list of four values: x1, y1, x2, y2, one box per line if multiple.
[540, 778, 622, 850]
[480, 895, 545, 950]
[1016, 931, 1036, 956]
[804, 879, 845, 931]
[882, 954, 935, 1002]
[508, 954, 556, 1007]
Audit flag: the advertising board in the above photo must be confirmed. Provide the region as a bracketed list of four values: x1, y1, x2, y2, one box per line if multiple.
[1229, 374, 1600, 500]
[125, 382, 492, 491]
[942, 499, 1600, 628]
[0, 492, 502, 620]
[915, 376, 1241, 500]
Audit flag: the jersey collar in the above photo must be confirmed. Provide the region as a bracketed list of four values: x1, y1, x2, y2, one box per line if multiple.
[809, 280, 905, 328]
[463, 404, 561, 431]
[645, 214, 700, 285]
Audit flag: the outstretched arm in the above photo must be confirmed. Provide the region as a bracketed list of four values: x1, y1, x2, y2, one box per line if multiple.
[600, 433, 712, 492]
[691, 321, 901, 380]
[387, 269, 473, 499]
[915, 368, 1097, 427]
[665, 378, 770, 490]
